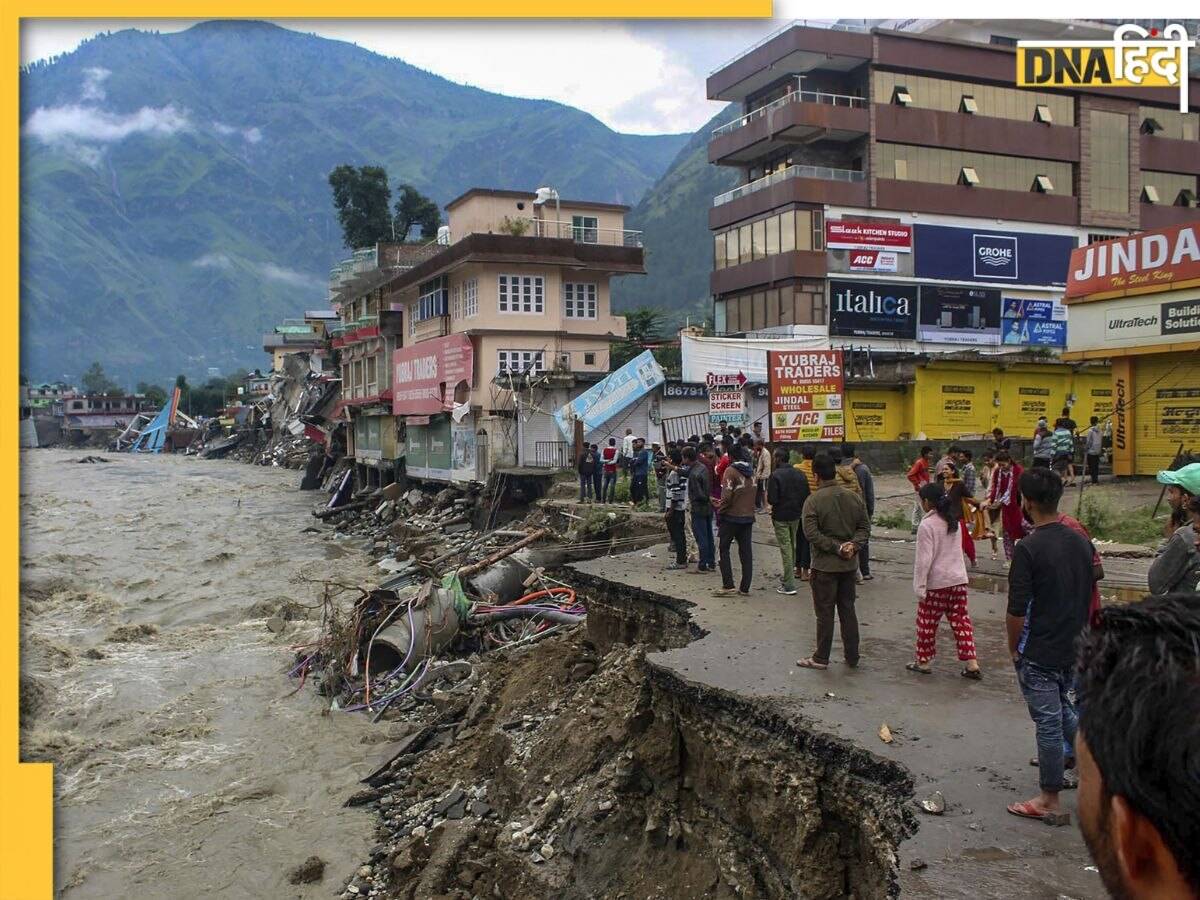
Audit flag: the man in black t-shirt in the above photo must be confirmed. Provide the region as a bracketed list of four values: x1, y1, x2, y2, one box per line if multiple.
[1006, 467, 1096, 824]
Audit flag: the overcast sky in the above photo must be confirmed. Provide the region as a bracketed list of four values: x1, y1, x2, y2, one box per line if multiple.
[21, 16, 820, 134]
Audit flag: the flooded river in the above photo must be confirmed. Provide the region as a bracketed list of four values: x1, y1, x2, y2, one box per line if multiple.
[20, 449, 378, 898]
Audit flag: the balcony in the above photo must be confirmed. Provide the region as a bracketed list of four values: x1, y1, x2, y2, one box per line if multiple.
[709, 90, 869, 166]
[707, 22, 872, 103]
[411, 314, 451, 343]
[710, 165, 867, 229]
[1139, 201, 1200, 231]
[497, 218, 643, 248]
[874, 179, 1078, 226]
[1140, 134, 1200, 176]
[711, 250, 826, 297]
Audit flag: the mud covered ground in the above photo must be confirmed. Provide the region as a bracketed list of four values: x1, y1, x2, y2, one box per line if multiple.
[19, 450, 380, 898]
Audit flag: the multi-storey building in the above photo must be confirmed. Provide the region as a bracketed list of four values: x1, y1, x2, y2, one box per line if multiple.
[382, 188, 641, 481]
[700, 20, 1199, 441]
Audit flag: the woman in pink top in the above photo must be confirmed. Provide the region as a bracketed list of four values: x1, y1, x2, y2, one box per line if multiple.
[907, 483, 982, 679]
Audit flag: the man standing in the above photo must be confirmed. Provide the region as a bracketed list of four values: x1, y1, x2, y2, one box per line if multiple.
[714, 445, 756, 596]
[590, 443, 603, 503]
[768, 446, 809, 595]
[1050, 418, 1076, 485]
[991, 427, 1012, 454]
[577, 443, 596, 502]
[797, 453, 871, 670]
[1006, 467, 1095, 823]
[753, 439, 771, 512]
[1075, 594, 1200, 900]
[629, 437, 650, 507]
[620, 427, 636, 480]
[1148, 463, 1200, 595]
[685, 444, 715, 573]
[600, 437, 619, 502]
[663, 449, 688, 570]
[907, 446, 935, 534]
[652, 441, 668, 513]
[1084, 416, 1103, 486]
[844, 443, 875, 581]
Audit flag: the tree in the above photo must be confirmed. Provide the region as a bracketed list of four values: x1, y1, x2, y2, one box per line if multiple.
[393, 184, 441, 242]
[136, 382, 168, 407]
[612, 308, 670, 372]
[81, 361, 122, 396]
[328, 165, 392, 249]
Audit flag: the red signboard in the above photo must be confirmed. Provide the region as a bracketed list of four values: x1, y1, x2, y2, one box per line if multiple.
[392, 333, 474, 415]
[767, 350, 845, 443]
[825, 220, 912, 252]
[1065, 222, 1200, 301]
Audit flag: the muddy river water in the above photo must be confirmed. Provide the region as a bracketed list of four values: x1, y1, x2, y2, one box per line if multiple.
[20, 449, 378, 898]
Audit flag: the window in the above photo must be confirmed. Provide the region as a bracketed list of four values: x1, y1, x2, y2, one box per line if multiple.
[1138, 106, 1199, 141]
[874, 71, 1073, 124]
[892, 85, 913, 106]
[584, 352, 596, 366]
[738, 224, 752, 264]
[462, 278, 478, 318]
[564, 283, 597, 319]
[450, 284, 461, 319]
[990, 34, 1018, 47]
[751, 219, 766, 260]
[1141, 185, 1161, 204]
[960, 95, 978, 114]
[1141, 118, 1163, 135]
[497, 350, 545, 374]
[1090, 110, 1130, 213]
[1141, 172, 1197, 208]
[572, 215, 598, 243]
[416, 276, 447, 321]
[1032, 174, 1055, 193]
[780, 211, 796, 252]
[876, 143, 1073, 195]
[811, 210, 824, 251]
[498, 275, 544, 313]
[958, 166, 980, 186]
[765, 215, 780, 256]
[714, 232, 728, 270]
[1034, 104, 1053, 124]
[717, 281, 825, 331]
[409, 307, 417, 337]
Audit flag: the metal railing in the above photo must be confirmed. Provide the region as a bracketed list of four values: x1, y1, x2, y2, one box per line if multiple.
[518, 218, 643, 248]
[709, 20, 870, 75]
[713, 163, 865, 206]
[711, 89, 867, 137]
[532, 440, 572, 469]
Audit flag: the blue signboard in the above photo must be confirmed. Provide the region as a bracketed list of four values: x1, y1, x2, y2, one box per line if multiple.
[554, 350, 666, 440]
[1000, 298, 1068, 346]
[915, 225, 1078, 286]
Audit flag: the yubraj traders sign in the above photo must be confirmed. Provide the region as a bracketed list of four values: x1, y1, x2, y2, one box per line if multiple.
[392, 333, 473, 415]
[767, 350, 845, 443]
[1065, 222, 1200, 300]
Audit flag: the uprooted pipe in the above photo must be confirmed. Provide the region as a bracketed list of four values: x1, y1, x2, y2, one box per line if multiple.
[471, 607, 584, 626]
[370, 586, 460, 675]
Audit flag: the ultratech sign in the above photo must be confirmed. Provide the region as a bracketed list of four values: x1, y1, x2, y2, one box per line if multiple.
[1163, 299, 1200, 335]
[829, 279, 918, 339]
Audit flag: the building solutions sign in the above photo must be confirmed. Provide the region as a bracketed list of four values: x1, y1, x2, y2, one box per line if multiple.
[914, 224, 1078, 286]
[829, 279, 918, 339]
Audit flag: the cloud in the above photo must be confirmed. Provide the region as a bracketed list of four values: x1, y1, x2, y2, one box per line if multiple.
[212, 121, 263, 144]
[24, 102, 191, 144]
[193, 252, 234, 271]
[80, 66, 110, 101]
[262, 263, 323, 290]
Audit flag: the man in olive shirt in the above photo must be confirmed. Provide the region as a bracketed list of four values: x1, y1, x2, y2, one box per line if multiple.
[797, 453, 871, 670]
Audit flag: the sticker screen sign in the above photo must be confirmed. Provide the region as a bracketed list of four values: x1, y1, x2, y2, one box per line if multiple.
[767, 350, 845, 443]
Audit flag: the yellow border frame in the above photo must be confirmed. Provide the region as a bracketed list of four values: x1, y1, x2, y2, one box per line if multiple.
[2, 7, 771, 897]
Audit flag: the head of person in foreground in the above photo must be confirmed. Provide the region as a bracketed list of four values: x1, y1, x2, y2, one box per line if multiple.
[1076, 593, 1200, 900]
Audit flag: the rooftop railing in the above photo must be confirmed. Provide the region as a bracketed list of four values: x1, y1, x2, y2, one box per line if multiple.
[711, 89, 867, 137]
[712, 163, 865, 206]
[426, 220, 644, 249]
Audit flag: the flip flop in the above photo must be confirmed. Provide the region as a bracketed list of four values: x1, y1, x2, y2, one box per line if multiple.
[1007, 800, 1049, 820]
[796, 657, 828, 670]
[906, 662, 932, 675]
[961, 667, 983, 680]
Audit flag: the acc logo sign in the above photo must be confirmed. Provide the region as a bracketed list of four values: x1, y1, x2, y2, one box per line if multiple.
[973, 234, 1018, 280]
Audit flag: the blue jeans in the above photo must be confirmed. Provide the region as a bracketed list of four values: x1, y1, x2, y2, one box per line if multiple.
[602, 472, 617, 503]
[1015, 658, 1078, 793]
[691, 511, 715, 570]
[593, 471, 603, 501]
[579, 474, 593, 501]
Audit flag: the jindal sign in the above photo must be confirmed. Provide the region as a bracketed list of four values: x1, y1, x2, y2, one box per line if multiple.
[1066, 222, 1200, 300]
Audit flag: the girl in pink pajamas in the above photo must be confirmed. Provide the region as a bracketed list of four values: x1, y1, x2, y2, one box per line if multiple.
[907, 483, 982, 679]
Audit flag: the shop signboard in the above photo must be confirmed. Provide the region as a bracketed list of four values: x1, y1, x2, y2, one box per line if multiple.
[554, 349, 665, 440]
[825, 221, 912, 252]
[847, 250, 899, 272]
[767, 350, 844, 442]
[915, 224, 1078, 286]
[392, 333, 474, 415]
[1000, 297, 1068, 346]
[708, 386, 747, 427]
[830, 279, 918, 339]
[1162, 298, 1200, 336]
[918, 285, 1002, 345]
[1066, 223, 1200, 299]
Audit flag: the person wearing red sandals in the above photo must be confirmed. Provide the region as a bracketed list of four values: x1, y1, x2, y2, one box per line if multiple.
[907, 482, 981, 679]
[1005, 467, 1095, 825]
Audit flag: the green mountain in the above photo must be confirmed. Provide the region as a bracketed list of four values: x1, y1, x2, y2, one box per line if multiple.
[19, 20, 688, 385]
[611, 105, 738, 327]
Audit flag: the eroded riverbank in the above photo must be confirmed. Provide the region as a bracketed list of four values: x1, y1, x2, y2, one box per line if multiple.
[20, 450, 379, 898]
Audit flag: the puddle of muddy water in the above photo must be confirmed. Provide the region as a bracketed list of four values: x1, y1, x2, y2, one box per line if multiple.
[967, 572, 1147, 605]
[19, 450, 379, 898]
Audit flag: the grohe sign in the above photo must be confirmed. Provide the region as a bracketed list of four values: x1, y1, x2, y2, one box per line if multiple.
[915, 224, 1077, 286]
